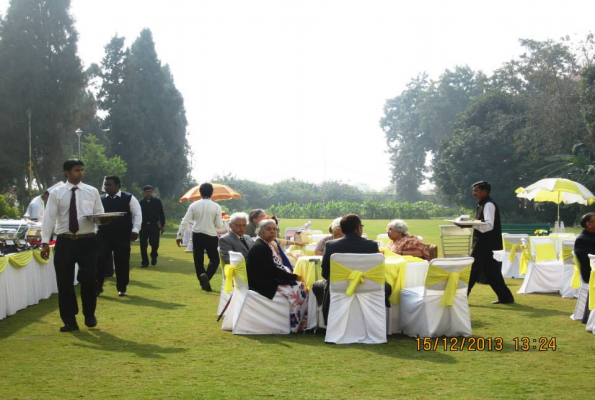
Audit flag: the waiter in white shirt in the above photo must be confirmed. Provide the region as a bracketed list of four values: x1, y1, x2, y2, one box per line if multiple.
[457, 181, 514, 304]
[95, 175, 142, 297]
[24, 191, 49, 222]
[176, 183, 223, 292]
[41, 159, 105, 332]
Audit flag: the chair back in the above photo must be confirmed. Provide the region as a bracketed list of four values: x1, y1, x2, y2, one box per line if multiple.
[561, 239, 576, 264]
[589, 254, 595, 272]
[376, 233, 390, 247]
[502, 233, 528, 251]
[531, 237, 558, 262]
[424, 257, 474, 290]
[329, 253, 385, 294]
[311, 234, 330, 243]
[228, 251, 248, 291]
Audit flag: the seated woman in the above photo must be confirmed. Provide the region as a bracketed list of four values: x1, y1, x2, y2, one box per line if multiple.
[386, 219, 431, 260]
[315, 217, 344, 255]
[246, 219, 308, 333]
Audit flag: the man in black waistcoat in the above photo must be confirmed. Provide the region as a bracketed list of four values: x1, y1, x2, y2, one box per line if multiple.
[139, 185, 165, 267]
[573, 212, 595, 323]
[463, 181, 514, 304]
[96, 175, 142, 296]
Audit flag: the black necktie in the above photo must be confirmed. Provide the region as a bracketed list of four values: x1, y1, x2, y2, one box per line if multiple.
[239, 236, 249, 249]
[70, 187, 79, 234]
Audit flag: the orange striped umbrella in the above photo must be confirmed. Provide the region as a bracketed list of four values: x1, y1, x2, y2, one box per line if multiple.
[180, 183, 242, 202]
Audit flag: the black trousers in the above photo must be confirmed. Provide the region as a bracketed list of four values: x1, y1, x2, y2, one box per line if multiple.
[192, 232, 220, 280]
[313, 280, 392, 326]
[96, 231, 131, 292]
[468, 248, 514, 302]
[140, 224, 160, 265]
[53, 236, 98, 325]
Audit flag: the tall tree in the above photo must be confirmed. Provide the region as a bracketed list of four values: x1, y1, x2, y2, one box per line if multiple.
[98, 29, 189, 197]
[0, 0, 86, 194]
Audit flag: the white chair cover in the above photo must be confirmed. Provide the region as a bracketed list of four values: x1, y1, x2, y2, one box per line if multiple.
[223, 251, 291, 335]
[386, 259, 429, 335]
[325, 253, 386, 344]
[560, 240, 578, 299]
[500, 234, 528, 278]
[518, 238, 563, 294]
[586, 255, 595, 332]
[400, 257, 473, 338]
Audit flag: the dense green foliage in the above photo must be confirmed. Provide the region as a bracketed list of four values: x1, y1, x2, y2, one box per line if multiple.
[267, 200, 470, 219]
[0, 2, 189, 206]
[76, 135, 127, 190]
[0, 193, 19, 218]
[382, 36, 595, 222]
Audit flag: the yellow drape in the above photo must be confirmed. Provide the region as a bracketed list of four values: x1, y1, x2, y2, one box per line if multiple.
[570, 257, 582, 290]
[425, 265, 471, 307]
[503, 239, 515, 252]
[518, 245, 532, 275]
[32, 249, 51, 265]
[560, 246, 573, 261]
[330, 260, 385, 296]
[589, 271, 595, 310]
[7, 251, 33, 269]
[293, 259, 320, 290]
[507, 244, 522, 262]
[385, 259, 406, 305]
[223, 260, 248, 293]
[0, 256, 8, 274]
[535, 243, 557, 262]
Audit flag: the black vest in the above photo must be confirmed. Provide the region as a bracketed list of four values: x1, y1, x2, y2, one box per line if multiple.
[473, 196, 503, 251]
[98, 192, 133, 233]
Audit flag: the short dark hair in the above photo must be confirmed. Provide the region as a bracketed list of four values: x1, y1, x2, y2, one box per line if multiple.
[63, 159, 84, 171]
[104, 175, 121, 187]
[580, 212, 595, 228]
[472, 180, 491, 193]
[249, 209, 265, 223]
[199, 183, 214, 198]
[340, 214, 362, 234]
[143, 185, 153, 191]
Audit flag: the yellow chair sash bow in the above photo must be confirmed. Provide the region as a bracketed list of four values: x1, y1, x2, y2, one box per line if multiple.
[590, 271, 595, 310]
[425, 265, 471, 307]
[503, 239, 515, 252]
[507, 244, 522, 262]
[570, 257, 582, 290]
[223, 260, 248, 293]
[534, 243, 557, 262]
[330, 260, 385, 296]
[560, 246, 573, 261]
[518, 245, 532, 275]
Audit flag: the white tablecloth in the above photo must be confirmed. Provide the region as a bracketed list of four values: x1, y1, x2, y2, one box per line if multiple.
[0, 251, 58, 320]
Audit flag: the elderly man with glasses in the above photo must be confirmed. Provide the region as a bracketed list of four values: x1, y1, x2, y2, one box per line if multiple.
[218, 212, 255, 264]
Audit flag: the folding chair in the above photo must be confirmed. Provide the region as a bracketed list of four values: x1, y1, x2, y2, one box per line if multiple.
[400, 257, 473, 338]
[325, 253, 386, 344]
[518, 238, 563, 294]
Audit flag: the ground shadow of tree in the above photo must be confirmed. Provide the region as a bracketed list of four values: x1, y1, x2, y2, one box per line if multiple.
[99, 295, 186, 311]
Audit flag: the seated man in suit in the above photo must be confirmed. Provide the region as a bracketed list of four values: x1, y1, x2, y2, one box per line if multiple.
[219, 212, 254, 264]
[316, 213, 391, 324]
[574, 212, 595, 323]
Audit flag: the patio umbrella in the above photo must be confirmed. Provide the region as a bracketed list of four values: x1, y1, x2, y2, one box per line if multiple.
[515, 178, 595, 223]
[179, 183, 242, 203]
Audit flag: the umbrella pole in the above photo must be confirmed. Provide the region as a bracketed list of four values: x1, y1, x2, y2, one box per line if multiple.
[557, 192, 560, 225]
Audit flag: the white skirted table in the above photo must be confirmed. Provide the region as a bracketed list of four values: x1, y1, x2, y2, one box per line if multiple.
[0, 249, 58, 320]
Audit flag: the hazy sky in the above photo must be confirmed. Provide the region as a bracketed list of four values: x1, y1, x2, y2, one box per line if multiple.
[2, 0, 594, 190]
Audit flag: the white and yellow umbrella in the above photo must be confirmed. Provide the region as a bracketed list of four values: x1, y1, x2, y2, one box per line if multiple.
[516, 178, 595, 222]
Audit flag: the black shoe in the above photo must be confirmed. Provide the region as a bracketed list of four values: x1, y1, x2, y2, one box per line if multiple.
[141, 264, 148, 268]
[151, 256, 157, 266]
[199, 273, 212, 292]
[118, 291, 127, 297]
[492, 299, 514, 304]
[60, 323, 79, 332]
[85, 316, 97, 328]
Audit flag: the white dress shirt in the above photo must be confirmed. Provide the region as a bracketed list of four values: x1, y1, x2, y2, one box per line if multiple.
[177, 199, 223, 238]
[474, 202, 495, 233]
[24, 195, 45, 222]
[42, 181, 104, 243]
[107, 190, 143, 233]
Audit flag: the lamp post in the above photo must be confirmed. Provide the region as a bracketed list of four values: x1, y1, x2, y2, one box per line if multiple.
[26, 109, 32, 192]
[75, 128, 82, 158]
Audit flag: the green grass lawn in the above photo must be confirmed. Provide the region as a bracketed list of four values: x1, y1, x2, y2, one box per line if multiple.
[0, 219, 592, 399]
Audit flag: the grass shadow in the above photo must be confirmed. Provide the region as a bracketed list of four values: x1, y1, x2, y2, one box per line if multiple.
[0, 295, 57, 339]
[99, 295, 186, 310]
[126, 279, 161, 290]
[71, 329, 187, 359]
[470, 301, 570, 318]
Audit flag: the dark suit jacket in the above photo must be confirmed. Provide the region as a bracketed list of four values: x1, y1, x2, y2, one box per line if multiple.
[219, 232, 254, 264]
[321, 233, 380, 280]
[574, 229, 595, 282]
[246, 239, 298, 299]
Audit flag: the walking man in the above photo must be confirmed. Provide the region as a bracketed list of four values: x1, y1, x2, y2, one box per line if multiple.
[176, 183, 224, 291]
[465, 181, 514, 304]
[41, 159, 104, 332]
[139, 185, 165, 267]
[95, 175, 142, 297]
